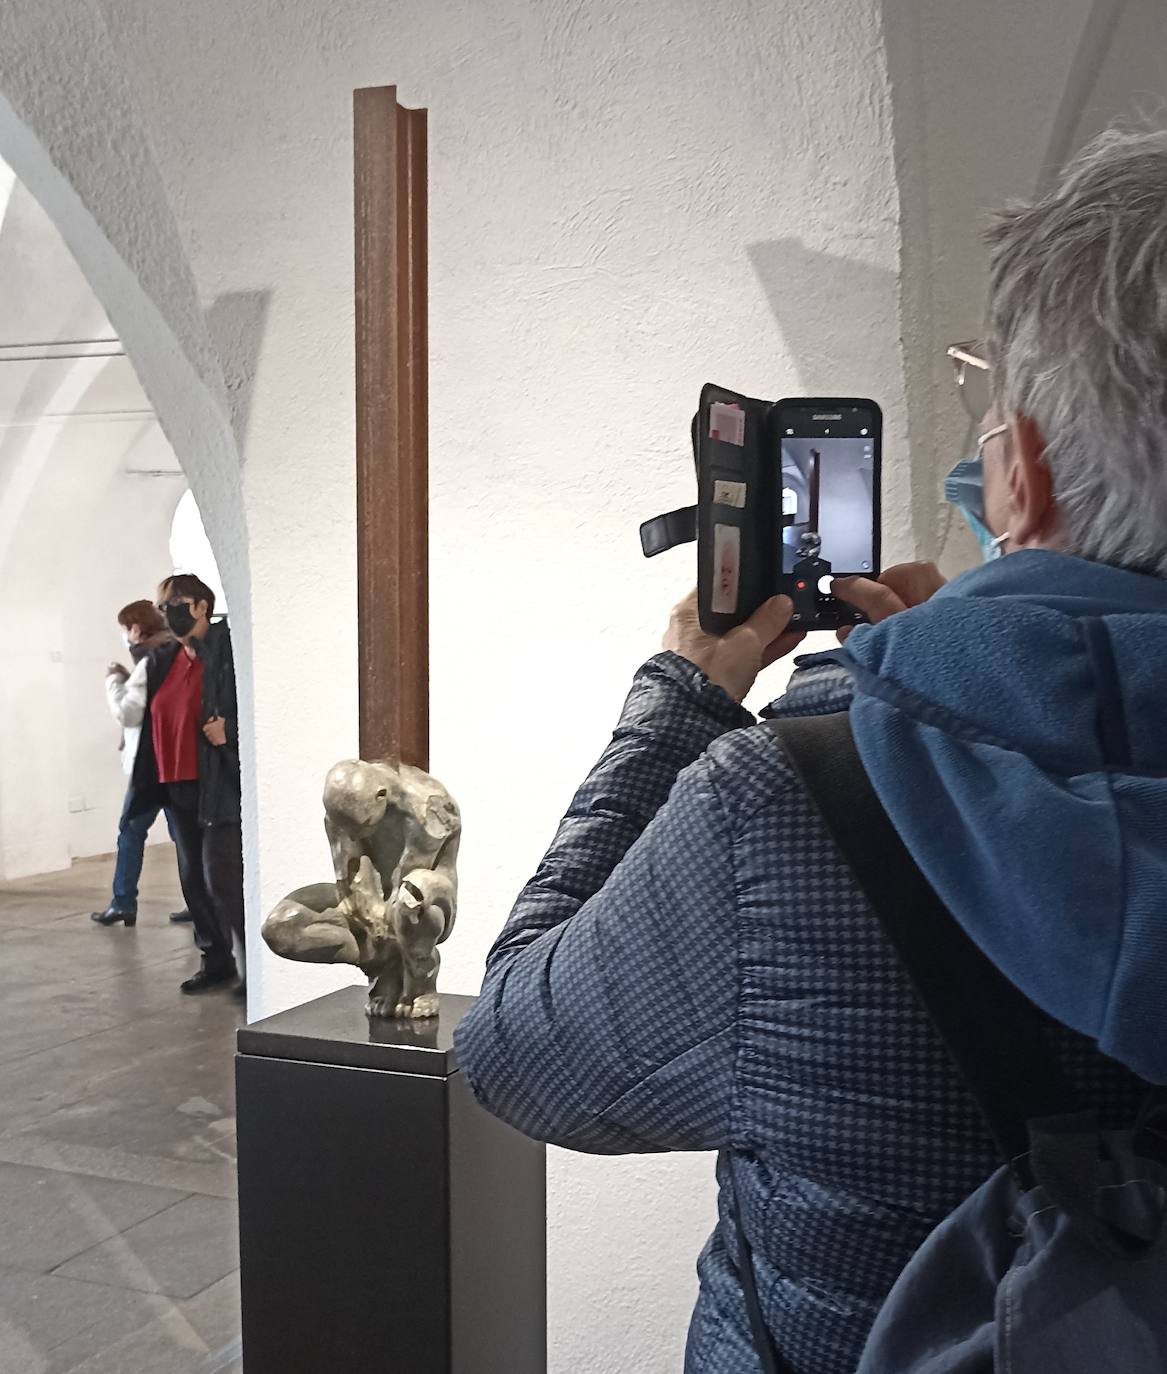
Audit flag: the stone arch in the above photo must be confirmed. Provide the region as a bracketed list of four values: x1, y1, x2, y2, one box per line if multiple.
[0, 2, 248, 613]
[0, 0, 257, 962]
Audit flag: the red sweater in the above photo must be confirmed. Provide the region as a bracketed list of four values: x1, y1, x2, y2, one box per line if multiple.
[151, 650, 204, 783]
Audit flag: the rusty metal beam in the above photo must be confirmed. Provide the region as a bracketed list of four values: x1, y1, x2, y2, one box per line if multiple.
[354, 86, 429, 769]
[808, 448, 821, 533]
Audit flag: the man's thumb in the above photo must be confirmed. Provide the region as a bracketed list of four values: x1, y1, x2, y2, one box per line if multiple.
[742, 594, 794, 642]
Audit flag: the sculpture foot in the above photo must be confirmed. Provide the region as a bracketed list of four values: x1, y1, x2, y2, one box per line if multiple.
[394, 992, 439, 1020]
[366, 994, 402, 1019]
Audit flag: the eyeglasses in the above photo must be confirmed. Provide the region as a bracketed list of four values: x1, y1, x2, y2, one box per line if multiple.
[946, 340, 992, 423]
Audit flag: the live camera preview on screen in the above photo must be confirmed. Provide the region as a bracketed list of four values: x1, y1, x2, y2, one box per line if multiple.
[779, 437, 875, 580]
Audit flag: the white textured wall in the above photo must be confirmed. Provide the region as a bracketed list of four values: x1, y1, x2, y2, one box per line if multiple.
[3, 0, 1162, 1365]
[0, 400, 181, 877]
[0, 0, 254, 889]
[85, 1, 907, 1364]
[0, 175, 185, 877]
[6, 458, 181, 868]
[0, 450, 179, 878]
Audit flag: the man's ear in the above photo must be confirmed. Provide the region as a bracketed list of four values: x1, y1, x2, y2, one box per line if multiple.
[1006, 413, 1058, 546]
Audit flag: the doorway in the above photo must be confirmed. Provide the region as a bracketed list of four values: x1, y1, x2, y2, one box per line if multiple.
[0, 159, 242, 1374]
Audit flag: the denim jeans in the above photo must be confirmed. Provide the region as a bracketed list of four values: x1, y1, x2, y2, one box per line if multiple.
[111, 784, 176, 913]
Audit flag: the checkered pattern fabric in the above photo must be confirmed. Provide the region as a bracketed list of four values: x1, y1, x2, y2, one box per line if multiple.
[455, 652, 1143, 1374]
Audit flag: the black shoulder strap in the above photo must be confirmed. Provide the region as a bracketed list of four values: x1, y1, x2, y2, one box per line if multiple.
[729, 711, 1081, 1373]
[729, 1165, 792, 1374]
[765, 712, 1077, 1176]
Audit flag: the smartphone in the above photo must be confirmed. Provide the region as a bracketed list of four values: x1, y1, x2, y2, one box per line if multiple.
[774, 398, 882, 631]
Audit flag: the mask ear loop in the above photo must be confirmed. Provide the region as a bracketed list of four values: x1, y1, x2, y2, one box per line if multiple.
[978, 421, 1012, 558]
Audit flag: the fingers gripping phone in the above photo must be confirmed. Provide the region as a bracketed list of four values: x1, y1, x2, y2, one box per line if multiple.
[641, 384, 882, 635]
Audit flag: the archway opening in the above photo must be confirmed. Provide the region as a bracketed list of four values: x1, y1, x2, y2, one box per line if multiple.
[0, 153, 245, 1371]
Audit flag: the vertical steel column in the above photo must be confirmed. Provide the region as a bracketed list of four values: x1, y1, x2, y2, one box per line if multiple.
[354, 86, 429, 769]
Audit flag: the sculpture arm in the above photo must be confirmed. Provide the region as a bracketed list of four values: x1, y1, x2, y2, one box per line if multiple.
[326, 817, 364, 902]
[455, 659, 745, 1154]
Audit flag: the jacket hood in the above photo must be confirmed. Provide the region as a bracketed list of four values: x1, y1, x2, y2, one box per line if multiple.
[831, 550, 1167, 1082]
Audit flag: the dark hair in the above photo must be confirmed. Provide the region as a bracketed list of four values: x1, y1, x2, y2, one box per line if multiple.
[159, 573, 216, 618]
[117, 599, 167, 636]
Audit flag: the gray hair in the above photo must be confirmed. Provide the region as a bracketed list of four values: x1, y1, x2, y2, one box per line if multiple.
[986, 127, 1167, 575]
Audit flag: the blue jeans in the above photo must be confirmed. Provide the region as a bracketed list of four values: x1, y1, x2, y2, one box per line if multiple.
[111, 784, 176, 913]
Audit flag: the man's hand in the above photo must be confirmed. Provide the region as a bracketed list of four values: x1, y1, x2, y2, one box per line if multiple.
[832, 562, 946, 642]
[107, 662, 129, 679]
[663, 590, 804, 703]
[202, 716, 228, 747]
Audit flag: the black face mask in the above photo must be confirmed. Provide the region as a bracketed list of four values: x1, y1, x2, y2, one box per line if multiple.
[164, 602, 197, 638]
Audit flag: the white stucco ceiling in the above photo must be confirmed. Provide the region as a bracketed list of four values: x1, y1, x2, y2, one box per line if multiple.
[0, 157, 180, 475]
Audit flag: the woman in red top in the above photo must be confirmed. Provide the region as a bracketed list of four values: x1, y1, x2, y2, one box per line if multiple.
[114, 574, 244, 994]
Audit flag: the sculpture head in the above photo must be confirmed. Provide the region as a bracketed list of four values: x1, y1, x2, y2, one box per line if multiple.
[324, 759, 403, 836]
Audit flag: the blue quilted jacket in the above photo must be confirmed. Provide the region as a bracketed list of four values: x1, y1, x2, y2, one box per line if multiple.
[455, 552, 1157, 1373]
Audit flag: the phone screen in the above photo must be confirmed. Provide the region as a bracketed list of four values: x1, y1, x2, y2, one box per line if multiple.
[775, 401, 881, 625]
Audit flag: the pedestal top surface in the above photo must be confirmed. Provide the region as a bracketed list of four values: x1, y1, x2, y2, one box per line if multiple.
[237, 985, 476, 1076]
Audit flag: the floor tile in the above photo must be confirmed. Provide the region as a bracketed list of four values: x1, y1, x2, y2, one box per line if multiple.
[0, 1162, 186, 1274]
[0, 1263, 171, 1373]
[0, 991, 130, 1066]
[0, 850, 242, 1371]
[55, 1274, 242, 1374]
[177, 1272, 241, 1350]
[53, 1195, 238, 1300]
[0, 997, 242, 1142]
[0, 1137, 236, 1203]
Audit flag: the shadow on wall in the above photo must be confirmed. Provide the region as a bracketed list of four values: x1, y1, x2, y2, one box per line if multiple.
[205, 291, 271, 456]
[747, 239, 898, 396]
[748, 238, 919, 559]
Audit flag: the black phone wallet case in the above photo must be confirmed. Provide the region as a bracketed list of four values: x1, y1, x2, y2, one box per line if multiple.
[640, 382, 880, 635]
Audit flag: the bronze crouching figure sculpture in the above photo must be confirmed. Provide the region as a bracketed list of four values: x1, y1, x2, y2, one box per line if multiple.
[263, 759, 460, 1019]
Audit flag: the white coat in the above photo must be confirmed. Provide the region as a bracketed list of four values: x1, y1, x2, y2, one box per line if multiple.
[106, 657, 149, 776]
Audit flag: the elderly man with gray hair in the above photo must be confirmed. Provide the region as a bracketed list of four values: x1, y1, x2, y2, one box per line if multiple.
[456, 128, 1167, 1373]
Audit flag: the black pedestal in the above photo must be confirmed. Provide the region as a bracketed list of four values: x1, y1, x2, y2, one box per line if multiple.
[236, 986, 546, 1373]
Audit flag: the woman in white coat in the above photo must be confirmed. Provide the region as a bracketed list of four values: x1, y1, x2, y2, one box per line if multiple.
[91, 600, 185, 926]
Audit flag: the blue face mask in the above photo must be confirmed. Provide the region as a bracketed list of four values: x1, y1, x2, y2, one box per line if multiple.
[944, 453, 1008, 562]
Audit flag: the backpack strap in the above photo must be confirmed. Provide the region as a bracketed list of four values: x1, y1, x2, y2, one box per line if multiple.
[764, 712, 1079, 1179]
[729, 1167, 795, 1374]
[729, 710, 1093, 1371]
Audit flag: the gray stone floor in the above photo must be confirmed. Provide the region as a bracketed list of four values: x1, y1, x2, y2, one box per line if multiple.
[0, 847, 243, 1373]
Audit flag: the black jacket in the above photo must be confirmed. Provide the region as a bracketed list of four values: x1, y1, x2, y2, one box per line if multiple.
[130, 619, 241, 826]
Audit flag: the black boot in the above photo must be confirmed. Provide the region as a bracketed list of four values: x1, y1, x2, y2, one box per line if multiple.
[180, 959, 237, 994]
[169, 909, 194, 924]
[91, 906, 137, 928]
